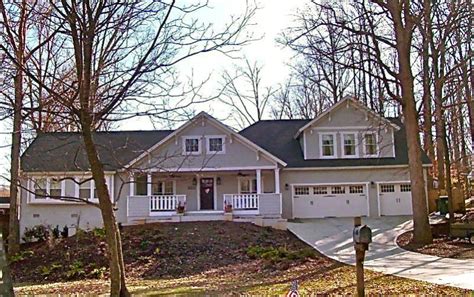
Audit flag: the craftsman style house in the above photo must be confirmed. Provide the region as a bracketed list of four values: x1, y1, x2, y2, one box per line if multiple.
[19, 98, 430, 235]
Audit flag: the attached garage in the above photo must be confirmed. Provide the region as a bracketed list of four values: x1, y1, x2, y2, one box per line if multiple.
[377, 182, 413, 216]
[292, 183, 368, 218]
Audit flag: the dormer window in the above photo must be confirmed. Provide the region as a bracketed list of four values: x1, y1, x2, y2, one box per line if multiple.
[363, 132, 378, 157]
[320, 133, 336, 158]
[206, 135, 225, 154]
[183, 136, 201, 155]
[342, 133, 357, 157]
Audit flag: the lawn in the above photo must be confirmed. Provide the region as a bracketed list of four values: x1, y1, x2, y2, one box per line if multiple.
[12, 221, 471, 295]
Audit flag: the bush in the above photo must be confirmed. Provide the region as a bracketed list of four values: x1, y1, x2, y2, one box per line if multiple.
[246, 245, 316, 264]
[92, 227, 106, 239]
[22, 225, 50, 242]
[66, 260, 85, 278]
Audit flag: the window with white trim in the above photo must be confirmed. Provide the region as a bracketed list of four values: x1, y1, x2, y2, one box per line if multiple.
[152, 176, 174, 195]
[364, 133, 378, 156]
[400, 184, 411, 192]
[313, 186, 328, 195]
[331, 186, 346, 194]
[33, 178, 47, 199]
[349, 185, 364, 194]
[134, 173, 147, 196]
[206, 136, 225, 154]
[78, 178, 96, 200]
[240, 178, 257, 194]
[183, 137, 201, 155]
[294, 186, 310, 195]
[342, 133, 357, 157]
[380, 184, 395, 193]
[321, 134, 335, 157]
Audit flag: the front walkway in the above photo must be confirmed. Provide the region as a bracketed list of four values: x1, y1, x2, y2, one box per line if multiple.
[288, 216, 474, 290]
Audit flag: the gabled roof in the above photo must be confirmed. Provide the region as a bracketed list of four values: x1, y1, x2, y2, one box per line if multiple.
[21, 131, 173, 172]
[294, 97, 400, 138]
[240, 118, 431, 168]
[125, 111, 287, 168]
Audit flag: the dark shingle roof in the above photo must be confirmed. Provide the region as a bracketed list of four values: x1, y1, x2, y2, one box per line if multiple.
[239, 118, 431, 168]
[21, 131, 172, 172]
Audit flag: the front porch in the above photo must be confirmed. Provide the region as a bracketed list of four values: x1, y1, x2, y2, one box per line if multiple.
[126, 169, 282, 222]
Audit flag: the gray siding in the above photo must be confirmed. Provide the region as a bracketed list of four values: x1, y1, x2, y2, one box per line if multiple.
[127, 196, 149, 218]
[303, 105, 395, 159]
[259, 193, 281, 216]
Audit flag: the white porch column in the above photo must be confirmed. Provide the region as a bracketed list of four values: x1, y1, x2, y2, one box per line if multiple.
[147, 173, 152, 196]
[274, 168, 280, 194]
[129, 174, 135, 196]
[256, 169, 262, 194]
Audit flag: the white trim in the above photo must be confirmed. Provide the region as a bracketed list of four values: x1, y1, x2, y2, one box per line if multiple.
[198, 175, 217, 210]
[23, 171, 116, 176]
[147, 165, 278, 172]
[340, 132, 359, 158]
[295, 97, 400, 138]
[319, 132, 337, 159]
[182, 135, 202, 155]
[376, 180, 411, 216]
[391, 129, 396, 157]
[274, 168, 280, 194]
[291, 182, 373, 186]
[205, 135, 226, 155]
[303, 131, 307, 160]
[313, 126, 378, 131]
[362, 131, 380, 158]
[147, 173, 152, 196]
[124, 112, 287, 168]
[283, 164, 432, 171]
[256, 169, 262, 194]
[129, 175, 135, 197]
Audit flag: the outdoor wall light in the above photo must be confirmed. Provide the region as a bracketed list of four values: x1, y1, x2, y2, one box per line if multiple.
[216, 177, 221, 185]
[285, 183, 289, 190]
[192, 177, 197, 186]
[370, 181, 375, 188]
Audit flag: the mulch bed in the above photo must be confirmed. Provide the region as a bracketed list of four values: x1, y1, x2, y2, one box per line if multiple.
[397, 230, 474, 259]
[11, 221, 322, 284]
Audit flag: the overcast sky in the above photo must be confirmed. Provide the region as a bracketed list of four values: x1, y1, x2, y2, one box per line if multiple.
[0, 0, 307, 184]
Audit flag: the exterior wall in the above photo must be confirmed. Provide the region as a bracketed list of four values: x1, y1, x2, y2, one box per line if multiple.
[135, 119, 276, 170]
[279, 167, 414, 219]
[259, 193, 281, 216]
[303, 105, 396, 159]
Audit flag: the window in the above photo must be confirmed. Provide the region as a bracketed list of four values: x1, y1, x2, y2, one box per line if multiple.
[135, 174, 147, 196]
[240, 178, 257, 194]
[49, 178, 62, 197]
[342, 133, 357, 157]
[294, 186, 310, 195]
[33, 178, 47, 199]
[381, 184, 395, 193]
[183, 137, 201, 154]
[207, 136, 225, 154]
[349, 185, 364, 194]
[400, 184, 411, 192]
[321, 134, 335, 157]
[79, 179, 93, 200]
[331, 186, 346, 194]
[313, 186, 328, 195]
[152, 177, 174, 195]
[364, 133, 378, 156]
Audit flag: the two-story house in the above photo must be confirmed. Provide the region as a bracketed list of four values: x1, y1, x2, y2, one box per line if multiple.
[19, 98, 431, 236]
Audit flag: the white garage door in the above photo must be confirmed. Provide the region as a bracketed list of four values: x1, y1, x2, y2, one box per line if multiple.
[292, 184, 368, 218]
[378, 183, 413, 216]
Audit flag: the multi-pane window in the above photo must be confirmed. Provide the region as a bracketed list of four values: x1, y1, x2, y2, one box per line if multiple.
[349, 185, 364, 194]
[49, 178, 62, 197]
[152, 178, 174, 195]
[135, 174, 147, 196]
[321, 134, 335, 157]
[240, 178, 257, 194]
[400, 184, 411, 192]
[343, 133, 357, 156]
[294, 186, 310, 195]
[313, 186, 328, 195]
[364, 133, 377, 156]
[208, 137, 224, 153]
[79, 179, 92, 200]
[331, 186, 346, 194]
[381, 184, 395, 193]
[184, 138, 200, 154]
[33, 178, 47, 199]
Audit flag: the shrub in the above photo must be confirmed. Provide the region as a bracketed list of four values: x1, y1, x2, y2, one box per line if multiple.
[140, 240, 151, 250]
[246, 245, 316, 264]
[22, 225, 50, 242]
[9, 250, 34, 263]
[66, 260, 85, 278]
[92, 227, 106, 239]
[89, 267, 107, 279]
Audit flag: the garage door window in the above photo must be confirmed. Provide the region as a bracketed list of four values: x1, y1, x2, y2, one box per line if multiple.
[400, 184, 411, 192]
[381, 184, 395, 192]
[294, 186, 310, 195]
[331, 186, 346, 194]
[349, 185, 364, 194]
[313, 186, 328, 195]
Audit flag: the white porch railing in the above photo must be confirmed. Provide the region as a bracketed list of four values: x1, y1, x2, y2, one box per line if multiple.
[224, 194, 259, 212]
[150, 195, 186, 212]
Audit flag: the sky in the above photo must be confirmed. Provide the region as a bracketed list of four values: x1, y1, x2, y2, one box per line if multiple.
[0, 0, 307, 185]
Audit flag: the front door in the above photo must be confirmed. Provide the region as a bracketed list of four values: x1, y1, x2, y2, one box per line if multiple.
[200, 178, 214, 210]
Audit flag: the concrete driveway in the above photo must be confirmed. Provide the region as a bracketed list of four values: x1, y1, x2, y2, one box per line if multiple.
[288, 216, 474, 290]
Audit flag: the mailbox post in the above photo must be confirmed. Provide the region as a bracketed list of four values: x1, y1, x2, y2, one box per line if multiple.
[353, 217, 372, 297]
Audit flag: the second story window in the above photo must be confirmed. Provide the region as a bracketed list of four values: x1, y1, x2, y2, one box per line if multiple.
[207, 136, 225, 154]
[321, 134, 335, 157]
[33, 178, 48, 199]
[183, 137, 201, 155]
[342, 133, 357, 157]
[364, 133, 378, 156]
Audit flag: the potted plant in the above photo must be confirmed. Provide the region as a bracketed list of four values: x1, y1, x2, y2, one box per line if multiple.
[176, 201, 185, 214]
[224, 201, 233, 213]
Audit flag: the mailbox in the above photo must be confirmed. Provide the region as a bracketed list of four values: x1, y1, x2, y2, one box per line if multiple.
[353, 225, 372, 244]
